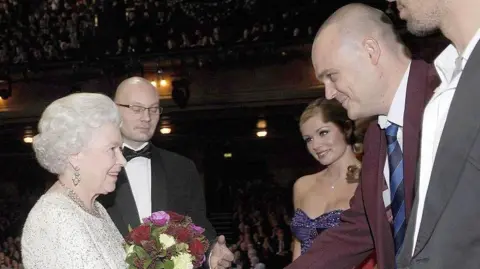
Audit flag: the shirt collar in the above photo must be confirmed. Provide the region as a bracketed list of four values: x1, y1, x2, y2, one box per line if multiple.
[123, 142, 149, 151]
[434, 45, 458, 85]
[378, 61, 411, 130]
[434, 28, 480, 84]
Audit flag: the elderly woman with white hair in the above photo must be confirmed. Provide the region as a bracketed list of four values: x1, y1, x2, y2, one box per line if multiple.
[21, 93, 127, 268]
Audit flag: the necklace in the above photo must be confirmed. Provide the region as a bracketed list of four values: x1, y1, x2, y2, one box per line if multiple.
[330, 179, 340, 189]
[58, 181, 102, 218]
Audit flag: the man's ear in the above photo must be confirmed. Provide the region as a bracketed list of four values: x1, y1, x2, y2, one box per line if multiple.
[362, 37, 381, 65]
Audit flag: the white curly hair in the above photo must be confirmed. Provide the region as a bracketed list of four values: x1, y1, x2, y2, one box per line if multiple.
[33, 92, 121, 174]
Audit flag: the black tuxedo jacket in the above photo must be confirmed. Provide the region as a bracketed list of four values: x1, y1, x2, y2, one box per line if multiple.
[100, 145, 217, 243]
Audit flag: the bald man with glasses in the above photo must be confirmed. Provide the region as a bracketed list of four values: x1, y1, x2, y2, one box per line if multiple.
[100, 77, 234, 269]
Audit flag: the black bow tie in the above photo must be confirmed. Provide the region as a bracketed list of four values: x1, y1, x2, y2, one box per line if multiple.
[122, 144, 152, 161]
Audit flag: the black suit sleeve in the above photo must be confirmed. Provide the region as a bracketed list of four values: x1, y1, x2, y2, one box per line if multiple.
[184, 160, 217, 269]
[185, 160, 217, 243]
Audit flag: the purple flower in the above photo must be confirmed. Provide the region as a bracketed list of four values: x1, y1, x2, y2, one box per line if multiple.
[191, 224, 205, 234]
[143, 211, 170, 226]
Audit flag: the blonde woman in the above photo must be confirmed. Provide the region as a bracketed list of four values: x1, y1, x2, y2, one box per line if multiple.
[290, 98, 375, 268]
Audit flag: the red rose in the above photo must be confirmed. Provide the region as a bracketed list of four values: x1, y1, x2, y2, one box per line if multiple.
[176, 227, 192, 243]
[189, 239, 206, 256]
[167, 211, 185, 222]
[166, 225, 178, 235]
[130, 224, 151, 245]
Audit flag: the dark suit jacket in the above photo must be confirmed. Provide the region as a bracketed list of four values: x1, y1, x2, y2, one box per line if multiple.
[100, 145, 217, 243]
[285, 60, 438, 269]
[398, 42, 480, 268]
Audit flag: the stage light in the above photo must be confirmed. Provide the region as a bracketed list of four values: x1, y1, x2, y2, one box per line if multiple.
[160, 79, 168, 87]
[23, 135, 33, 143]
[160, 127, 171, 134]
[23, 127, 34, 144]
[257, 119, 267, 129]
[256, 130, 267, 137]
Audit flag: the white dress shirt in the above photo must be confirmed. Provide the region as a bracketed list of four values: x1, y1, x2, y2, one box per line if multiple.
[123, 142, 152, 222]
[412, 29, 480, 255]
[378, 62, 411, 208]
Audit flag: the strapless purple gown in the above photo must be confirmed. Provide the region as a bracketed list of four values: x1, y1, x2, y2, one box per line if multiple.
[290, 208, 343, 254]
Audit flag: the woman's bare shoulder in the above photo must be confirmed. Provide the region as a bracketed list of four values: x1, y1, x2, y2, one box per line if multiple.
[293, 171, 324, 194]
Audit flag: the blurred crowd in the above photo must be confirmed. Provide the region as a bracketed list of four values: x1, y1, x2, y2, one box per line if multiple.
[0, 195, 34, 269]
[0, 177, 45, 269]
[0, 233, 21, 269]
[0, 0, 321, 65]
[229, 179, 293, 268]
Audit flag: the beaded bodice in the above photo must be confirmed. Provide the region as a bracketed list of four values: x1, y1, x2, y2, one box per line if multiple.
[290, 208, 343, 254]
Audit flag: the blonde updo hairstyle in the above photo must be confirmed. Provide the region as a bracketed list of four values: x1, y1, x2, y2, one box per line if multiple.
[33, 93, 121, 175]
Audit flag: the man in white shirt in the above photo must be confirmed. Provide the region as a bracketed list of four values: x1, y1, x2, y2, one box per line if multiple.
[102, 77, 234, 269]
[396, 0, 480, 268]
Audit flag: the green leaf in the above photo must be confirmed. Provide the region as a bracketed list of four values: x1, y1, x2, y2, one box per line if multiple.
[125, 253, 136, 265]
[143, 257, 153, 269]
[155, 262, 165, 269]
[164, 260, 174, 269]
[128, 265, 137, 269]
[158, 249, 167, 258]
[134, 245, 150, 259]
[128, 224, 133, 233]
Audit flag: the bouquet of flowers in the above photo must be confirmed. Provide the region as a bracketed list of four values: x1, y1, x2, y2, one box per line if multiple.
[124, 211, 210, 269]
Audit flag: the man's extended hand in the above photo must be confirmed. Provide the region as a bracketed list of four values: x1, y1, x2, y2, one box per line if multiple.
[209, 235, 234, 269]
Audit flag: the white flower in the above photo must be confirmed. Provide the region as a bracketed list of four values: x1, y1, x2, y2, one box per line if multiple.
[126, 245, 135, 255]
[158, 234, 176, 248]
[172, 253, 194, 269]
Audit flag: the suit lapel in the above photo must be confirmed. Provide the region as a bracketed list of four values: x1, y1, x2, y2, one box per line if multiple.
[150, 146, 168, 213]
[414, 43, 480, 256]
[398, 61, 433, 261]
[362, 123, 385, 212]
[361, 122, 398, 267]
[115, 169, 141, 230]
[361, 122, 392, 247]
[403, 60, 434, 220]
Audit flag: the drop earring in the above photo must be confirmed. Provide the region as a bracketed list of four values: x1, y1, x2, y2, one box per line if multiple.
[72, 166, 81, 186]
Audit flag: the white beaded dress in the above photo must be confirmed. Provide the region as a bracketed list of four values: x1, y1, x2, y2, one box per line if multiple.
[21, 191, 127, 269]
